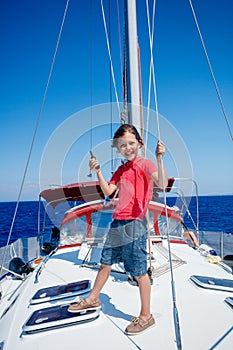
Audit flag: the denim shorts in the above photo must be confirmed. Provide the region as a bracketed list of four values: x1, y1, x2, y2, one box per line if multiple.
[100, 219, 148, 276]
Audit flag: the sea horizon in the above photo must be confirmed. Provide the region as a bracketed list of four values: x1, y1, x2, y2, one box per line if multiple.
[1, 192, 233, 203]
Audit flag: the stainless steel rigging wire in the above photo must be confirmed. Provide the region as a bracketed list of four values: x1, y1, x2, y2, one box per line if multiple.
[0, 0, 70, 275]
[188, 0, 233, 141]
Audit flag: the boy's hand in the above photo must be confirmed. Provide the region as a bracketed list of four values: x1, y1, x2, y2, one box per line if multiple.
[156, 141, 166, 158]
[89, 158, 100, 172]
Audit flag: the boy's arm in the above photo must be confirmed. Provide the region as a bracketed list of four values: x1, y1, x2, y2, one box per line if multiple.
[97, 170, 117, 197]
[89, 157, 117, 197]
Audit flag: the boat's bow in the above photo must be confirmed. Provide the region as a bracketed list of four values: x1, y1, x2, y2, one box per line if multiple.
[0, 199, 232, 349]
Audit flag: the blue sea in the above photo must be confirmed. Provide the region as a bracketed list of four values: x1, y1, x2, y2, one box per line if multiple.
[0, 195, 233, 248]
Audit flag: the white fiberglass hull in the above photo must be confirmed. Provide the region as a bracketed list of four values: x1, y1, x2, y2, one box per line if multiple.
[0, 240, 232, 350]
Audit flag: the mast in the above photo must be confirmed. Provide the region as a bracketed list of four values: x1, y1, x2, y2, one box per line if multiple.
[123, 0, 141, 132]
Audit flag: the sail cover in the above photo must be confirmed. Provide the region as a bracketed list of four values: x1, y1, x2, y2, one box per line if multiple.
[40, 182, 105, 207]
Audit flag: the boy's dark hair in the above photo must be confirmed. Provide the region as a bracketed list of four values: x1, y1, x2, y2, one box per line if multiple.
[112, 124, 144, 148]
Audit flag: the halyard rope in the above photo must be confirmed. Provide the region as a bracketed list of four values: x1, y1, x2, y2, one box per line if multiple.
[145, 0, 182, 348]
[100, 0, 121, 115]
[145, 0, 157, 152]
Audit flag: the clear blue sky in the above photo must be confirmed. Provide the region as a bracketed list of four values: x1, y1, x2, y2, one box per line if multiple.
[0, 0, 232, 201]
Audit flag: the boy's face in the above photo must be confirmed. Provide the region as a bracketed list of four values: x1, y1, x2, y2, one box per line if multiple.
[117, 131, 140, 161]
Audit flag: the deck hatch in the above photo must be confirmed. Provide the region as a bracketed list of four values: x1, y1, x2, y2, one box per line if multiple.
[23, 304, 100, 333]
[190, 275, 233, 292]
[225, 297, 233, 309]
[30, 280, 91, 304]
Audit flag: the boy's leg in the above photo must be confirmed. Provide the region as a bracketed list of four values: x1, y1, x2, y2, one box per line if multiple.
[137, 273, 151, 320]
[86, 264, 111, 302]
[68, 264, 111, 312]
[125, 273, 155, 335]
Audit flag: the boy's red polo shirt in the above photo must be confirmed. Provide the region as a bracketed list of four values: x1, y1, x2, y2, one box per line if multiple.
[109, 156, 157, 221]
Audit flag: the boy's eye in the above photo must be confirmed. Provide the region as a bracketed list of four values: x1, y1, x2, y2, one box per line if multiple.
[119, 141, 137, 149]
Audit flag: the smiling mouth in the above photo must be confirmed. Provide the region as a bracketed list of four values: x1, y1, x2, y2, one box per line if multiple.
[125, 152, 136, 160]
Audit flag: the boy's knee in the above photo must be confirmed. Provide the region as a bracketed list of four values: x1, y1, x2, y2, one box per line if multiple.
[137, 273, 148, 281]
[100, 264, 111, 272]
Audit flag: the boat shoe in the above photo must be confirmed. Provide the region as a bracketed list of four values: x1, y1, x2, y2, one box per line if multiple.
[68, 298, 101, 313]
[125, 315, 155, 335]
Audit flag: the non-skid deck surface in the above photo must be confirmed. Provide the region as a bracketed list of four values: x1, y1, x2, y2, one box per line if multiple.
[150, 242, 186, 277]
